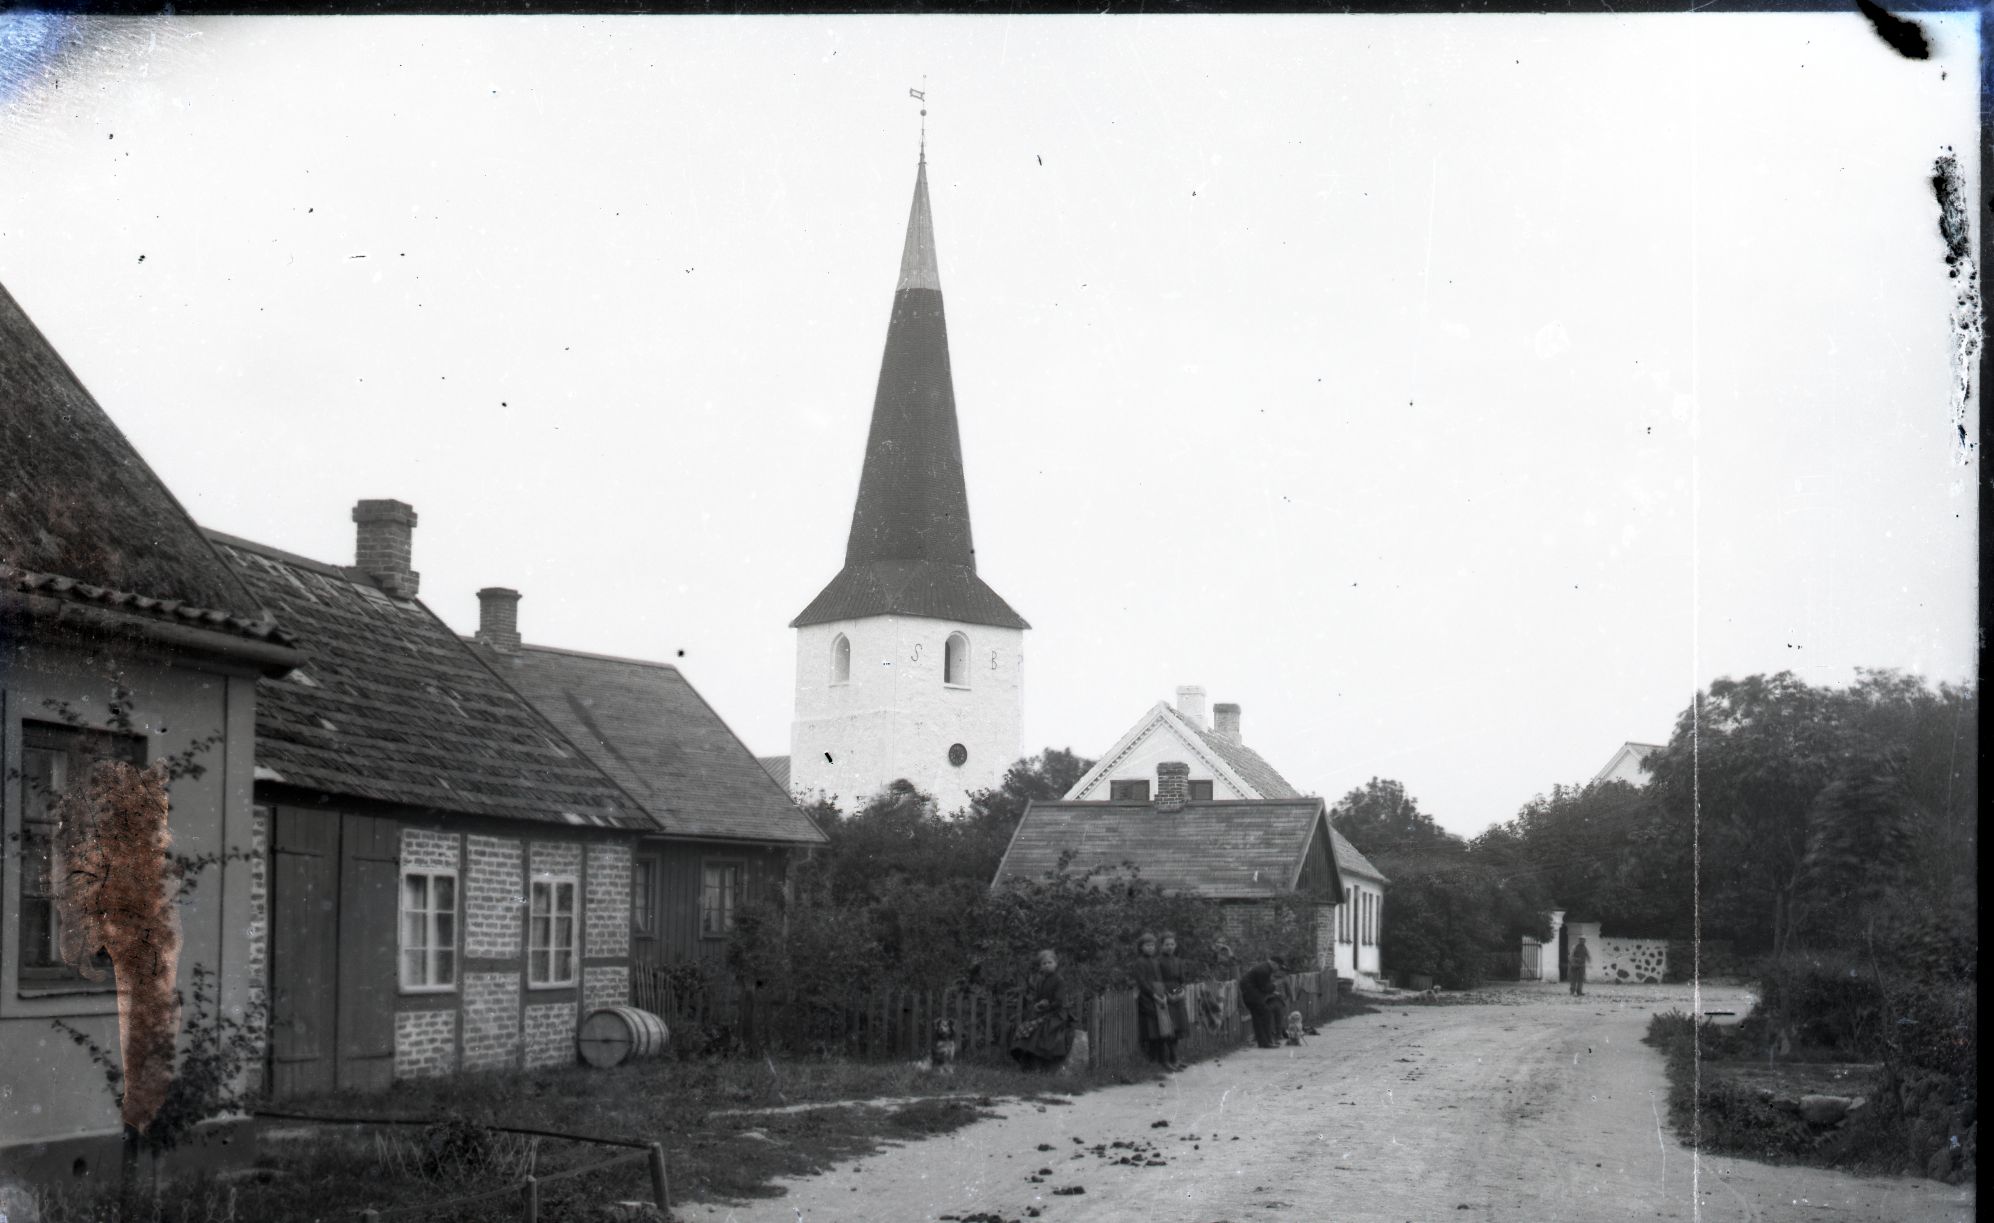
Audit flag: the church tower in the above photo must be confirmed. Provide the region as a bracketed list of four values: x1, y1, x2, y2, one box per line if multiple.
[788, 147, 1028, 814]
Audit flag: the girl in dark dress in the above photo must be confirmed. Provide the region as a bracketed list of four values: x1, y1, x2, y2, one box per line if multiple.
[1158, 931, 1193, 1071]
[1010, 949, 1076, 1071]
[1132, 932, 1175, 1070]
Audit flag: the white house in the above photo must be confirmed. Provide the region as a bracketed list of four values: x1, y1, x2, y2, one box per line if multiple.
[1591, 741, 1664, 788]
[1067, 687, 1390, 987]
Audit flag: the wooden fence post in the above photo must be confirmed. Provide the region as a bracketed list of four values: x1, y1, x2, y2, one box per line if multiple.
[520, 1175, 539, 1223]
[648, 1141, 672, 1211]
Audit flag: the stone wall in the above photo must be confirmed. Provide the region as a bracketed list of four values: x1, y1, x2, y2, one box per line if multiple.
[395, 1010, 457, 1079]
[466, 835, 524, 956]
[462, 972, 523, 1070]
[585, 842, 632, 958]
[1591, 937, 1668, 984]
[522, 1002, 577, 1070]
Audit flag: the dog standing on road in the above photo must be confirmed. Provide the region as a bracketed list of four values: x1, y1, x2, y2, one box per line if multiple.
[929, 1017, 959, 1075]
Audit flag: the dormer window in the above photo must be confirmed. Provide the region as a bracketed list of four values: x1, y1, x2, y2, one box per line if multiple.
[944, 632, 969, 687]
[831, 633, 852, 685]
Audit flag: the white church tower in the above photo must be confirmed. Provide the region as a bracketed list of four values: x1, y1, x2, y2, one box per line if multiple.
[787, 147, 1028, 815]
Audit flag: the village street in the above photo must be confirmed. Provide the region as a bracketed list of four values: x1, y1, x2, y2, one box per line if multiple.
[697, 983, 1974, 1223]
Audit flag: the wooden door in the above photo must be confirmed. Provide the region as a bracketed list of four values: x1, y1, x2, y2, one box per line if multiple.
[336, 814, 400, 1092]
[269, 809, 340, 1098]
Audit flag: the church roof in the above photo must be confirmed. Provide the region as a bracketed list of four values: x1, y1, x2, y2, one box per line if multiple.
[793, 154, 1026, 631]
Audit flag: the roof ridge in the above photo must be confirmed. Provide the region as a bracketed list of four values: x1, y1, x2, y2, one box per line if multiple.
[203, 527, 356, 580]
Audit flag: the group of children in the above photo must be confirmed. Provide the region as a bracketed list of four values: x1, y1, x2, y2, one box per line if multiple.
[1133, 932, 1307, 1070]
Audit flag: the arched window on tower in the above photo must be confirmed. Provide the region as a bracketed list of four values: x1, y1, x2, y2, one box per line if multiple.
[944, 632, 969, 687]
[830, 633, 851, 685]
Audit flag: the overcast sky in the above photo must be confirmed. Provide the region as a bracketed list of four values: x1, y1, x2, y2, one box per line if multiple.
[0, 12, 1978, 838]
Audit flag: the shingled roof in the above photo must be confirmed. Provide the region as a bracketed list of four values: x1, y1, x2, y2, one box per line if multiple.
[480, 644, 826, 846]
[995, 797, 1343, 902]
[792, 153, 1025, 632]
[209, 531, 646, 829]
[1185, 721, 1388, 884]
[1, 279, 275, 634]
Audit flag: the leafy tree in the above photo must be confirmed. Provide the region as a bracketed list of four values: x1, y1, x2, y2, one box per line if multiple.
[1330, 777, 1462, 859]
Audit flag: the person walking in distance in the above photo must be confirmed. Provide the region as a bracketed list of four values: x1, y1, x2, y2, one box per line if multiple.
[1568, 936, 1591, 996]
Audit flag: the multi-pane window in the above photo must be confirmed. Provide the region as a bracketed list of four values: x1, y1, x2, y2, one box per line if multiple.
[700, 862, 742, 938]
[1108, 779, 1150, 802]
[528, 877, 578, 986]
[631, 858, 657, 936]
[399, 870, 457, 991]
[1188, 780, 1214, 802]
[16, 723, 141, 988]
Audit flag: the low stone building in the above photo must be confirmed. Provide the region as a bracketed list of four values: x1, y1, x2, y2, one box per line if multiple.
[468, 591, 827, 975]
[210, 507, 655, 1094]
[1064, 687, 1389, 985]
[995, 762, 1348, 969]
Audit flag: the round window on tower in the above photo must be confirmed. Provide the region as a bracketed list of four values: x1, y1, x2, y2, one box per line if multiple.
[947, 743, 968, 768]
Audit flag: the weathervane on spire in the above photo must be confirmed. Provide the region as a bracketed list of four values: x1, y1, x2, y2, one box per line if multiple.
[909, 82, 927, 161]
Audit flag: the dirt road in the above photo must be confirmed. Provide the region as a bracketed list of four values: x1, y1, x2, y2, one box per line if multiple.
[695, 981, 1973, 1223]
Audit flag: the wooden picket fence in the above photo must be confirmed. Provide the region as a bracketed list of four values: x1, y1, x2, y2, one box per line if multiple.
[626, 956, 1341, 1069]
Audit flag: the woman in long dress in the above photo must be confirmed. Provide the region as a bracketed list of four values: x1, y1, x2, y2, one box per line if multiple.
[1158, 931, 1193, 1071]
[1010, 948, 1076, 1071]
[1132, 932, 1176, 1070]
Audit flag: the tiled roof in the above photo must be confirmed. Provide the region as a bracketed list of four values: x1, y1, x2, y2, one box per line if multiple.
[1326, 825, 1387, 883]
[758, 755, 792, 792]
[0, 280, 266, 620]
[481, 644, 826, 846]
[1189, 726, 1387, 883]
[995, 798, 1338, 900]
[792, 155, 1024, 633]
[3, 564, 293, 647]
[210, 531, 647, 829]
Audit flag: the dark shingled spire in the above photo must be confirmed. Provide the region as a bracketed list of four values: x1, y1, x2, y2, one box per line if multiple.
[793, 152, 1027, 630]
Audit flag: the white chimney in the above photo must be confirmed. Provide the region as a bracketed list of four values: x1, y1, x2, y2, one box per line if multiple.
[1175, 685, 1208, 730]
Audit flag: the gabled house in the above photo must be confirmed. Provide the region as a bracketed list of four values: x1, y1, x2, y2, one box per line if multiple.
[1591, 741, 1663, 788]
[466, 590, 826, 971]
[995, 763, 1346, 967]
[208, 508, 656, 1096]
[2, 280, 301, 1174]
[1064, 686, 1390, 986]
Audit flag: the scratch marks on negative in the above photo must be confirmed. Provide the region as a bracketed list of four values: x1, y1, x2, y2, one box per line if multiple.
[1930, 151, 1979, 464]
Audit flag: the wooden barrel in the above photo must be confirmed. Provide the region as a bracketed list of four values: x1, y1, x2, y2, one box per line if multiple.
[578, 1006, 669, 1068]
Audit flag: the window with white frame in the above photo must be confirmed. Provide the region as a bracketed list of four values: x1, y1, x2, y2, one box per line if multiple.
[16, 722, 141, 990]
[528, 876, 578, 986]
[830, 634, 852, 685]
[399, 869, 457, 991]
[1342, 886, 1353, 944]
[943, 632, 969, 686]
[701, 861, 743, 937]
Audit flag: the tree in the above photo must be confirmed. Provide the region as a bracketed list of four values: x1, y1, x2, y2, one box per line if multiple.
[1330, 777, 1461, 859]
[1645, 670, 1976, 963]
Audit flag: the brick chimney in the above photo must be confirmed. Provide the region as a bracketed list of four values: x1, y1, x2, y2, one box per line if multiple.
[1213, 702, 1242, 743]
[1175, 685, 1208, 730]
[476, 587, 522, 653]
[1157, 761, 1191, 813]
[352, 499, 419, 599]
